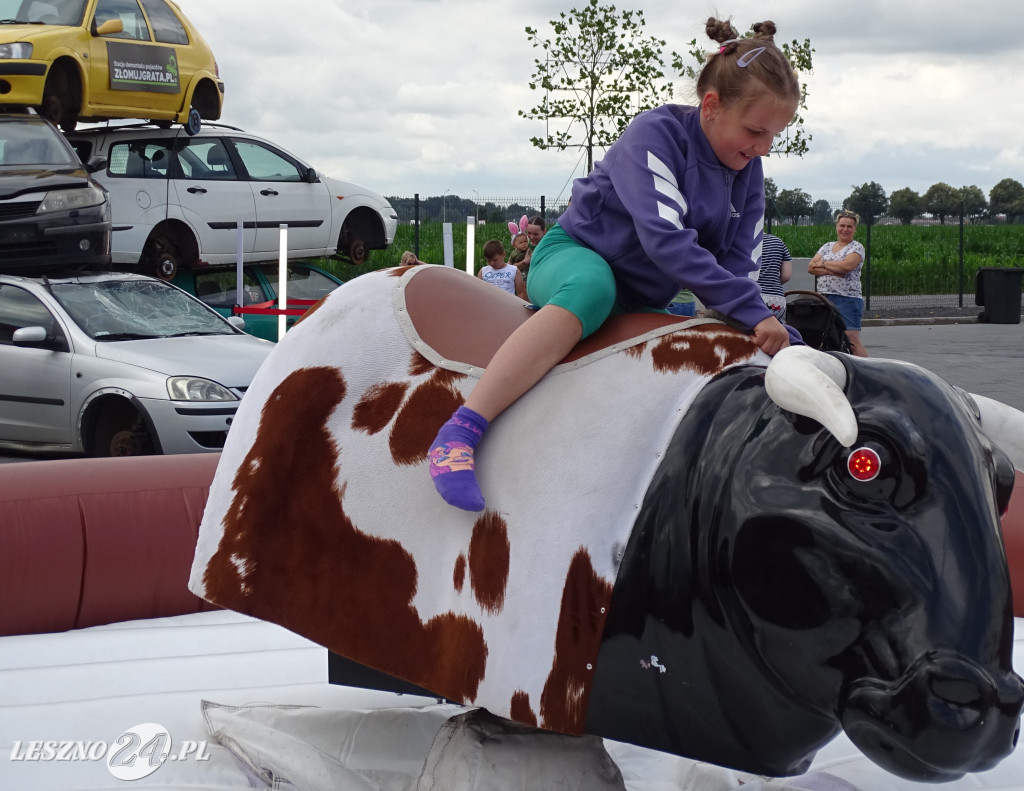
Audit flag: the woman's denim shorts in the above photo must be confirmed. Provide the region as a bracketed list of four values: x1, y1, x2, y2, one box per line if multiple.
[823, 293, 863, 331]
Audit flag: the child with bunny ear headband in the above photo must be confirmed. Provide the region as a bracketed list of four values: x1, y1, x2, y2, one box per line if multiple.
[509, 233, 530, 266]
[508, 215, 528, 241]
[428, 16, 803, 512]
[507, 216, 530, 266]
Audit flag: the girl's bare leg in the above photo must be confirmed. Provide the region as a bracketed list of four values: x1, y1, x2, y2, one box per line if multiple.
[429, 304, 583, 510]
[466, 304, 584, 419]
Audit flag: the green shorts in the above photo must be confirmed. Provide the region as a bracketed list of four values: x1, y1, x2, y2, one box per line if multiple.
[525, 225, 617, 339]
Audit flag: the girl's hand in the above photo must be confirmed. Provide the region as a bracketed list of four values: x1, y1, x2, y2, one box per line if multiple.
[752, 316, 790, 356]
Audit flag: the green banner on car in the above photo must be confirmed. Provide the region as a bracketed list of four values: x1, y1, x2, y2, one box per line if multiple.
[107, 42, 180, 93]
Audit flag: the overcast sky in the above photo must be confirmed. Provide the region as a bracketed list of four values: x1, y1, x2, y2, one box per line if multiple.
[174, 0, 1024, 209]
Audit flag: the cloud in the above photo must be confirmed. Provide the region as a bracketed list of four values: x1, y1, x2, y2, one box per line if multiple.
[173, 0, 1024, 207]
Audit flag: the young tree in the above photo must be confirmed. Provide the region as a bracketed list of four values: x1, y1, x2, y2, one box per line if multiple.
[989, 178, 1024, 223]
[776, 188, 813, 225]
[764, 176, 781, 223]
[521, 0, 675, 172]
[811, 199, 832, 225]
[673, 26, 814, 157]
[845, 182, 888, 225]
[959, 185, 988, 223]
[922, 182, 960, 225]
[889, 188, 923, 225]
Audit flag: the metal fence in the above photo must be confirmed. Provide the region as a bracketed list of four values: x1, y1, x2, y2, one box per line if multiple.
[383, 195, 1024, 315]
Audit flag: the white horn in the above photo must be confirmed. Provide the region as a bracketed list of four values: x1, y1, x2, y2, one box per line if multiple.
[765, 346, 858, 447]
[971, 393, 1024, 472]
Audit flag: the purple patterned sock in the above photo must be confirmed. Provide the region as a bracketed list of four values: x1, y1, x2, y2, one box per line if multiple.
[429, 406, 489, 511]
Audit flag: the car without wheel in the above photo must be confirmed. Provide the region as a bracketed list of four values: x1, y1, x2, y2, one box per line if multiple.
[0, 0, 222, 132]
[0, 269, 272, 456]
[66, 122, 398, 279]
[0, 109, 110, 273]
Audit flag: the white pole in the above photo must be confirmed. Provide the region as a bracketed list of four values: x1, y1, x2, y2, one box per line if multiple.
[235, 220, 244, 308]
[278, 224, 288, 341]
[442, 223, 453, 267]
[465, 215, 475, 275]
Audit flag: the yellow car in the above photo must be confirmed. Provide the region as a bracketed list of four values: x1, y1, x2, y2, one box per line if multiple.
[0, 0, 222, 133]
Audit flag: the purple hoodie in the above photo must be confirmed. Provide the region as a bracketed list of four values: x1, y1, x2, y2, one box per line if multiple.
[558, 104, 789, 337]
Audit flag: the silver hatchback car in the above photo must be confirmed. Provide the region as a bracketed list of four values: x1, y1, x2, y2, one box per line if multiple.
[0, 270, 272, 456]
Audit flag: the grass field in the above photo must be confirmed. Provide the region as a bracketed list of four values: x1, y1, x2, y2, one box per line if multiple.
[773, 224, 1024, 296]
[314, 221, 1024, 298]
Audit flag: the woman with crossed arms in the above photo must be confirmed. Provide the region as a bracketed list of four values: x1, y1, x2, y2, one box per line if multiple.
[809, 209, 868, 357]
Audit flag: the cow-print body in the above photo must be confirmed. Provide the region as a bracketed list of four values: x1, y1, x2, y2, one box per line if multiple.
[190, 265, 764, 734]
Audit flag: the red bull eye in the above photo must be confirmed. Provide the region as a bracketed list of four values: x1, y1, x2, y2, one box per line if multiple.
[848, 447, 882, 482]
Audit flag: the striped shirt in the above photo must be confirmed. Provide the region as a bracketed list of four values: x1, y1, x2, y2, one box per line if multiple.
[757, 233, 792, 299]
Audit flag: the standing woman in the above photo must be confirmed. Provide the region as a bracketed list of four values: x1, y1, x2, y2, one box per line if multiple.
[809, 210, 868, 357]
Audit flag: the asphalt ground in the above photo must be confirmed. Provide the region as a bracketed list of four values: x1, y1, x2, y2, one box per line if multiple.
[860, 320, 1024, 413]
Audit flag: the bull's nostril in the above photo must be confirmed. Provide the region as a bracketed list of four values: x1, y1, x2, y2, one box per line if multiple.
[929, 677, 982, 706]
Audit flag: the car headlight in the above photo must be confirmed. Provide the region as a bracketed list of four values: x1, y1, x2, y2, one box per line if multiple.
[167, 377, 238, 401]
[37, 184, 107, 213]
[0, 43, 32, 59]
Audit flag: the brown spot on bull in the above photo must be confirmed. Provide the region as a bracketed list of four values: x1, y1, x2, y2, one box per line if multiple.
[454, 554, 466, 592]
[388, 266, 416, 277]
[650, 326, 757, 376]
[430, 367, 468, 388]
[510, 690, 538, 726]
[202, 365, 488, 703]
[352, 381, 409, 435]
[408, 351, 469, 389]
[389, 380, 463, 466]
[409, 351, 434, 377]
[293, 297, 326, 326]
[539, 549, 613, 734]
[624, 342, 647, 360]
[469, 512, 510, 614]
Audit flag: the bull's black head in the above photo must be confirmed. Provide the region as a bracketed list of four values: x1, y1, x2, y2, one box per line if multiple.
[729, 354, 1023, 781]
[587, 352, 1023, 781]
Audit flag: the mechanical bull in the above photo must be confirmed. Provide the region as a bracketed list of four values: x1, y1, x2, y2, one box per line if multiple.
[189, 264, 1024, 782]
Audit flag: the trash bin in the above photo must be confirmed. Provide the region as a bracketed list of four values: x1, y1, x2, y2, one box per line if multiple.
[975, 267, 1024, 324]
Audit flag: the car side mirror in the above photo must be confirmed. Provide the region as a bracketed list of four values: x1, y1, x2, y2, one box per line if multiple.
[12, 326, 48, 345]
[227, 316, 246, 330]
[85, 155, 107, 173]
[93, 18, 124, 36]
[303, 167, 318, 183]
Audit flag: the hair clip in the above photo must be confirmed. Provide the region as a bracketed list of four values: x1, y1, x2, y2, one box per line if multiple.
[737, 46, 767, 68]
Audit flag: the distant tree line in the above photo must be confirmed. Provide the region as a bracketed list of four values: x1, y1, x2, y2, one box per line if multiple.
[384, 177, 1024, 229]
[386, 195, 571, 225]
[765, 177, 1024, 226]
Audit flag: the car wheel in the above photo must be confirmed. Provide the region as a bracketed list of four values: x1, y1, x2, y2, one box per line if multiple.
[93, 404, 155, 457]
[345, 236, 369, 265]
[142, 233, 183, 281]
[185, 107, 202, 136]
[41, 66, 78, 132]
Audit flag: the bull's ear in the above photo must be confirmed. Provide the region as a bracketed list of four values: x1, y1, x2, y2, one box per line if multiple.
[765, 346, 858, 447]
[970, 393, 1024, 472]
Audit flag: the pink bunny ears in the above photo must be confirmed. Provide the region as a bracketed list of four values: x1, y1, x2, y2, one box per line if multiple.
[508, 215, 528, 240]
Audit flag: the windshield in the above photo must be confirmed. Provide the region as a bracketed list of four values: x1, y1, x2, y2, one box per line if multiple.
[259, 264, 342, 301]
[0, 0, 87, 25]
[0, 119, 79, 168]
[51, 279, 239, 340]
